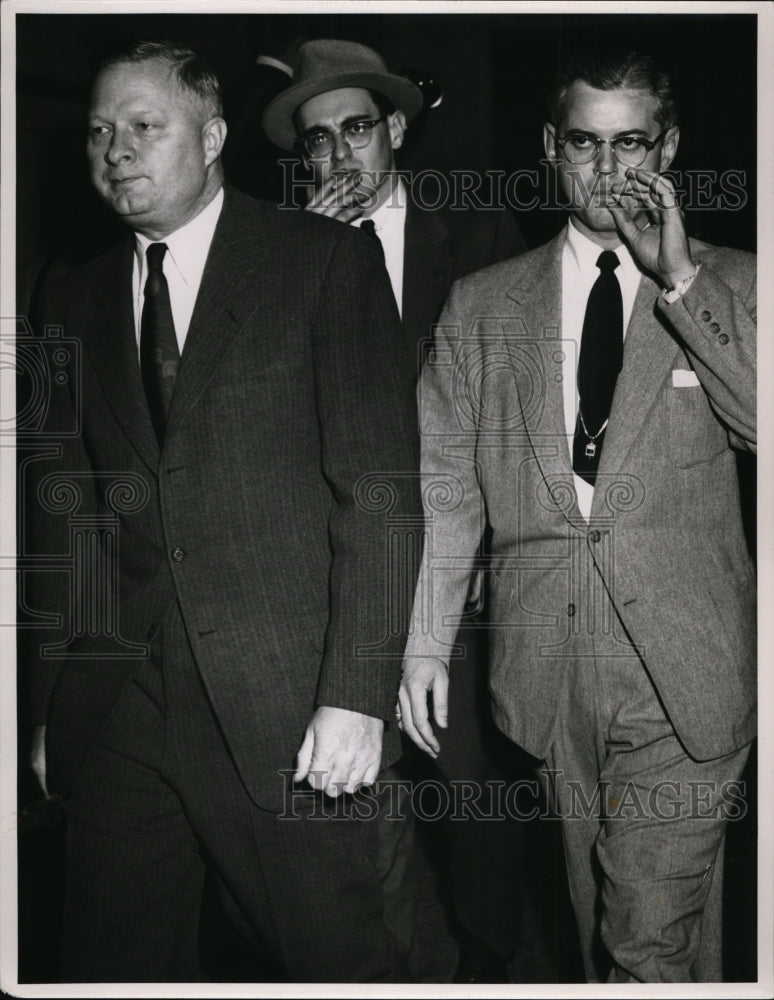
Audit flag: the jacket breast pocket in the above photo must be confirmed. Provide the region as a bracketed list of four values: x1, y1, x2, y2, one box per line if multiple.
[666, 385, 729, 468]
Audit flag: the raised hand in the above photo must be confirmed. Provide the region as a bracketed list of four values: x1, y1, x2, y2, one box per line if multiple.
[608, 167, 696, 288]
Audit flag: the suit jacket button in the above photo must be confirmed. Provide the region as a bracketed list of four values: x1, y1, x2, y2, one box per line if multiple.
[710, 322, 721, 334]
[171, 547, 185, 562]
[567, 603, 576, 617]
[701, 310, 711, 321]
[718, 333, 730, 345]
[589, 530, 602, 543]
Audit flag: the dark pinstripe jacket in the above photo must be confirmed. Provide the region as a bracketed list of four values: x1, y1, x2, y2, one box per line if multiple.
[23, 186, 421, 808]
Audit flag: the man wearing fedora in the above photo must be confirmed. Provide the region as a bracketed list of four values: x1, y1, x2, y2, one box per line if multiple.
[264, 39, 529, 983]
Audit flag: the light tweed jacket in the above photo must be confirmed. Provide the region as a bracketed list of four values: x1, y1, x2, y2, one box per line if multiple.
[406, 230, 756, 762]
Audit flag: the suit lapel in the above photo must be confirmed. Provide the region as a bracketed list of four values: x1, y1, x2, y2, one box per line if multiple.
[503, 233, 586, 530]
[591, 271, 682, 509]
[163, 189, 272, 443]
[402, 199, 452, 369]
[82, 238, 160, 472]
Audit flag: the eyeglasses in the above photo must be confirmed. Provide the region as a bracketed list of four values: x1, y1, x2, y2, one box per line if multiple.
[297, 116, 388, 160]
[555, 129, 670, 167]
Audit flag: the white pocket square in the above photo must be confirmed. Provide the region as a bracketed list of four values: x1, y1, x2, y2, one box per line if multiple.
[672, 369, 701, 387]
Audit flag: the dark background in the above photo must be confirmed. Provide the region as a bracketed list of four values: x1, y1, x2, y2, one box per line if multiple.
[16, 11, 756, 275]
[14, 8, 758, 986]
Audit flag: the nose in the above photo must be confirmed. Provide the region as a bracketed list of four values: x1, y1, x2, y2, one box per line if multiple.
[594, 139, 617, 175]
[105, 127, 134, 165]
[330, 131, 351, 164]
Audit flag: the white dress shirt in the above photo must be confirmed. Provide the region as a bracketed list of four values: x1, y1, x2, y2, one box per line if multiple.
[132, 186, 224, 354]
[352, 177, 407, 317]
[561, 218, 642, 519]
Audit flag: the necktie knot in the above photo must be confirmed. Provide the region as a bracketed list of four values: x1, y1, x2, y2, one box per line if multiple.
[146, 242, 168, 274]
[596, 249, 620, 275]
[359, 218, 384, 262]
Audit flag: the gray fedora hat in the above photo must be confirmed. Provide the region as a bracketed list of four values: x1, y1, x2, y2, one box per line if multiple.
[262, 39, 424, 150]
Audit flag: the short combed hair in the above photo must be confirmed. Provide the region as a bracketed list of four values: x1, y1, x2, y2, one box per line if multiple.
[547, 48, 678, 129]
[95, 39, 223, 119]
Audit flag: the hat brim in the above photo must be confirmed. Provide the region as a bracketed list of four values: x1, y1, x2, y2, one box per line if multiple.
[262, 71, 424, 150]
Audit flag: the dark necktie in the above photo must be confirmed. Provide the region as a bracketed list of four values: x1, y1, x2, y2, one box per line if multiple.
[360, 219, 384, 260]
[140, 242, 180, 443]
[572, 249, 623, 485]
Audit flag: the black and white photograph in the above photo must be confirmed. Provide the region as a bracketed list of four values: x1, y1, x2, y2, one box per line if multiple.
[1, 1, 771, 994]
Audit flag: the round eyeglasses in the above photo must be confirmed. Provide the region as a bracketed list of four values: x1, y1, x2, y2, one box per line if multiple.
[556, 129, 670, 167]
[297, 116, 388, 161]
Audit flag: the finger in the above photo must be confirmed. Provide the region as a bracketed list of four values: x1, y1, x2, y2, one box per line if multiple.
[306, 175, 358, 213]
[627, 168, 680, 210]
[323, 173, 358, 201]
[324, 779, 345, 798]
[431, 668, 449, 730]
[342, 769, 364, 796]
[397, 686, 411, 729]
[332, 204, 364, 223]
[607, 202, 650, 241]
[407, 684, 441, 756]
[398, 691, 438, 757]
[360, 759, 380, 788]
[294, 727, 313, 783]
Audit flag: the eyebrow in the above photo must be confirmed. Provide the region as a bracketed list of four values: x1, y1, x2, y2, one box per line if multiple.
[302, 113, 381, 135]
[563, 128, 652, 138]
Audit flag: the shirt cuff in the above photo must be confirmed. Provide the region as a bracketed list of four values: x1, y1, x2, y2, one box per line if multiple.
[662, 263, 702, 303]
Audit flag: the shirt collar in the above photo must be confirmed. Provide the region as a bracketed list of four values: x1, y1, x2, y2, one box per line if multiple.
[357, 176, 406, 234]
[134, 186, 224, 285]
[565, 215, 637, 279]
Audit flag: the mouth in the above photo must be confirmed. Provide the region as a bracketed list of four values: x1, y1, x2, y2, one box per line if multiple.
[109, 175, 144, 187]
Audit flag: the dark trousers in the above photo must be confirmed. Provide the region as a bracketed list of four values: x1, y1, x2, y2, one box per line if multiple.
[58, 606, 401, 983]
[377, 622, 526, 964]
[431, 622, 526, 958]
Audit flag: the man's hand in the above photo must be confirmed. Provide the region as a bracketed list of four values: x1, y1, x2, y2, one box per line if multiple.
[304, 171, 365, 223]
[397, 657, 449, 758]
[609, 167, 696, 288]
[295, 706, 384, 797]
[30, 724, 48, 797]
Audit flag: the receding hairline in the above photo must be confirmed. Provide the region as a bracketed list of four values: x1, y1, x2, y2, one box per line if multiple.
[552, 80, 667, 126]
[546, 50, 679, 131]
[92, 51, 223, 122]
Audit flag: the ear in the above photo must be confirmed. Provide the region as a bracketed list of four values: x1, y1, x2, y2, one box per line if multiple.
[388, 110, 407, 152]
[544, 123, 559, 164]
[202, 117, 227, 167]
[659, 125, 680, 171]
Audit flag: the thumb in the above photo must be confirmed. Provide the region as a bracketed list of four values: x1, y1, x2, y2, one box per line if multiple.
[294, 725, 314, 783]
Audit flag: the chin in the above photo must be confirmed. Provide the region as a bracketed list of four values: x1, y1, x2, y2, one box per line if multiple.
[574, 208, 618, 234]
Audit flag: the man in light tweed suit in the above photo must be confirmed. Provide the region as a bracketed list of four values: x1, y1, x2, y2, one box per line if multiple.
[399, 45, 756, 982]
